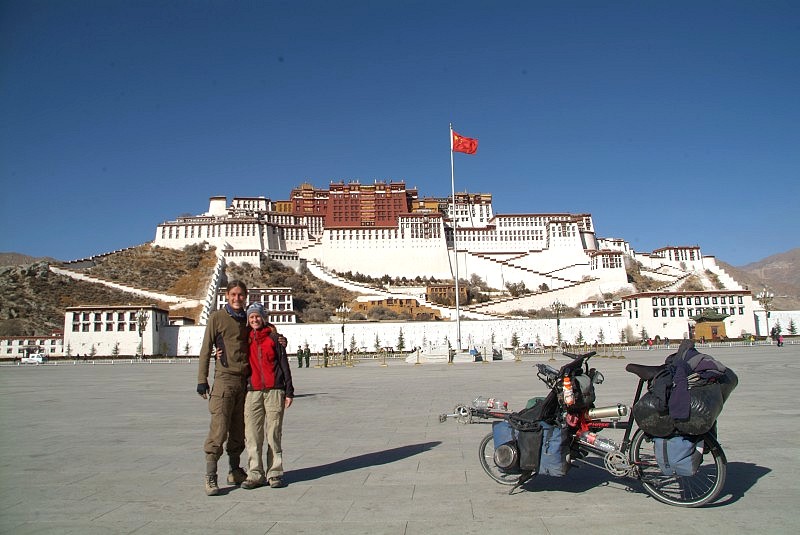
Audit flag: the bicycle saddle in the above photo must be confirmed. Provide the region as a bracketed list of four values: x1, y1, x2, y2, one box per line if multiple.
[625, 363, 666, 381]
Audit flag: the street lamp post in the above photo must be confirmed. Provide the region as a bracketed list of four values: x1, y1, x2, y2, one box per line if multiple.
[136, 308, 149, 360]
[756, 288, 774, 340]
[550, 300, 566, 348]
[336, 303, 351, 366]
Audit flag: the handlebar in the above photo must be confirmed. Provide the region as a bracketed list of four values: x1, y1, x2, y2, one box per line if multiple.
[561, 351, 596, 376]
[535, 351, 596, 389]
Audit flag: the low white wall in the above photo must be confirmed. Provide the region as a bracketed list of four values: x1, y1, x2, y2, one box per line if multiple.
[170, 317, 627, 357]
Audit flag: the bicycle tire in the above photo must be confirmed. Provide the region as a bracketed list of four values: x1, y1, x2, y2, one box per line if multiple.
[478, 432, 522, 486]
[631, 429, 726, 507]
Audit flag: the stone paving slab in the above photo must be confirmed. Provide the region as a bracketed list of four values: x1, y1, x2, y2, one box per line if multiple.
[0, 345, 798, 534]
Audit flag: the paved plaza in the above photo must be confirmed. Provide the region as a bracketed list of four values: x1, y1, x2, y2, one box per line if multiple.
[0, 344, 797, 534]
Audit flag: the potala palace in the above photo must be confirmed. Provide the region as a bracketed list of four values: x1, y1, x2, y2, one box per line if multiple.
[154, 180, 735, 315]
[11, 180, 788, 361]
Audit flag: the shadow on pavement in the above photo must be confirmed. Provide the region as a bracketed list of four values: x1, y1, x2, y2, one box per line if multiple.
[288, 441, 442, 483]
[705, 461, 771, 507]
[515, 460, 770, 508]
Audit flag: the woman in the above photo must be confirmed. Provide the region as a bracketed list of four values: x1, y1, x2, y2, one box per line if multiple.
[241, 302, 294, 489]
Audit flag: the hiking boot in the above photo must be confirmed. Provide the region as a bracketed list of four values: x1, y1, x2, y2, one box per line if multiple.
[227, 467, 247, 486]
[204, 474, 220, 496]
[241, 478, 264, 490]
[268, 477, 285, 488]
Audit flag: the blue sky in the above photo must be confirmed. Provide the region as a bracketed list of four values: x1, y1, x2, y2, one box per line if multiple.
[1, 1, 797, 266]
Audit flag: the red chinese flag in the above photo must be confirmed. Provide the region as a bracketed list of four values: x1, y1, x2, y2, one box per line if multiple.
[452, 131, 478, 154]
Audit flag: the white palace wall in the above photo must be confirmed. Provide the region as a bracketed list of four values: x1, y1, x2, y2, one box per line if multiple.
[170, 316, 629, 357]
[301, 231, 455, 280]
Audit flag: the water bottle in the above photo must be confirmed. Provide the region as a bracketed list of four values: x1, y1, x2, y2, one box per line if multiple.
[562, 376, 575, 406]
[472, 396, 489, 410]
[577, 432, 617, 453]
[473, 396, 508, 410]
[487, 398, 509, 410]
[587, 404, 628, 420]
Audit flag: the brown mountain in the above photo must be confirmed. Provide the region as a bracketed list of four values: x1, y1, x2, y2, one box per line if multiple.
[0, 252, 60, 266]
[718, 248, 800, 310]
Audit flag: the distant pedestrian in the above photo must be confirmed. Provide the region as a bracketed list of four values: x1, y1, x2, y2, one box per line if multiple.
[778, 335, 784, 347]
[323, 344, 329, 367]
[303, 344, 310, 368]
[296, 346, 303, 368]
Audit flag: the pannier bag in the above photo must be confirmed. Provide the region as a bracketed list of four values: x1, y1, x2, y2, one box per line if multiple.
[517, 428, 544, 471]
[673, 383, 724, 435]
[634, 382, 727, 437]
[633, 363, 738, 437]
[492, 420, 544, 473]
[632, 391, 675, 437]
[492, 420, 522, 473]
[653, 435, 702, 477]
[492, 420, 516, 448]
[538, 421, 571, 476]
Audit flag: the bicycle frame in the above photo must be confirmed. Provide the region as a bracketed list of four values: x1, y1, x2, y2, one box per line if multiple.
[572, 373, 647, 461]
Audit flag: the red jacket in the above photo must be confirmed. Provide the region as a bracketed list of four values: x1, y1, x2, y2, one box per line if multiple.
[247, 327, 294, 397]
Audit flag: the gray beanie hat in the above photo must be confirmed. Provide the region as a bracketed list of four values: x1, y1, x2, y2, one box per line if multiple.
[246, 302, 266, 319]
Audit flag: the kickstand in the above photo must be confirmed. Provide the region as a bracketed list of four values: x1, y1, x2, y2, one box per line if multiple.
[508, 471, 533, 495]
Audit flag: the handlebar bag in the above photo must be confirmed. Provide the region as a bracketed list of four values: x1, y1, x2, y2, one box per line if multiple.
[538, 421, 571, 476]
[653, 435, 702, 476]
[571, 373, 596, 410]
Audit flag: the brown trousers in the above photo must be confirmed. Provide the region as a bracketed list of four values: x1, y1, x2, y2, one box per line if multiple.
[203, 374, 247, 463]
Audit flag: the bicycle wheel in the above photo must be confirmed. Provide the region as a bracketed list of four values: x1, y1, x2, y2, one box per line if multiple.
[631, 429, 726, 507]
[478, 432, 521, 486]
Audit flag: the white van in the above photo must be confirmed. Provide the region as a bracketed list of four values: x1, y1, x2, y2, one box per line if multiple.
[21, 353, 47, 364]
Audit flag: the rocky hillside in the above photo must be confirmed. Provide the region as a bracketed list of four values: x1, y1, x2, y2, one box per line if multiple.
[0, 262, 153, 336]
[79, 243, 217, 297]
[2, 245, 797, 336]
[0, 244, 217, 336]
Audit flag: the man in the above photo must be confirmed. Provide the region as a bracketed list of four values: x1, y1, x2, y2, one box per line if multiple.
[304, 344, 311, 368]
[197, 281, 251, 496]
[296, 345, 304, 368]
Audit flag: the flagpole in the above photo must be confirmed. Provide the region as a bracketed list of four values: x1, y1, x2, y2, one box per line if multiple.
[449, 123, 462, 351]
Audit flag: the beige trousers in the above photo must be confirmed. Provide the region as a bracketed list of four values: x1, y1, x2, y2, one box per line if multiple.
[244, 389, 285, 481]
